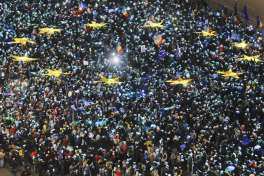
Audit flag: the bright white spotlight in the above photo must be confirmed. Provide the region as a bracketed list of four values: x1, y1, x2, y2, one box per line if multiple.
[110, 53, 120, 65]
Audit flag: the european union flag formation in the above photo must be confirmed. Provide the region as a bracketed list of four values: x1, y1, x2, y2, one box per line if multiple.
[2, 1, 264, 175]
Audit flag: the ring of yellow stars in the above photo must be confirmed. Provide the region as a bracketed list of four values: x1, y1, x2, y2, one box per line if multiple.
[85, 21, 106, 30]
[217, 69, 242, 79]
[44, 69, 69, 78]
[195, 30, 217, 37]
[11, 37, 35, 45]
[11, 55, 38, 63]
[166, 78, 192, 86]
[95, 75, 122, 85]
[39, 27, 62, 35]
[232, 41, 250, 49]
[143, 21, 164, 29]
[238, 54, 262, 63]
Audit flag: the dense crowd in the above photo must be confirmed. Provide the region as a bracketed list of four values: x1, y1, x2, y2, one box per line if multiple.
[0, 0, 264, 175]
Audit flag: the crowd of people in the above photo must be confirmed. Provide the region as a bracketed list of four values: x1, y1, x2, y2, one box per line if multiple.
[0, 0, 264, 175]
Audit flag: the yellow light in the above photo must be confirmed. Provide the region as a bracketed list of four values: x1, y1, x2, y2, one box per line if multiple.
[166, 78, 192, 86]
[238, 54, 262, 63]
[217, 69, 242, 79]
[95, 75, 122, 85]
[143, 21, 164, 29]
[44, 69, 69, 78]
[11, 37, 35, 45]
[39, 27, 62, 35]
[195, 29, 217, 37]
[85, 21, 106, 30]
[11, 55, 38, 63]
[232, 41, 250, 49]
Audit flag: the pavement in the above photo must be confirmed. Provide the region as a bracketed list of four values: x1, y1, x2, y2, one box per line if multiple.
[0, 165, 38, 176]
[0, 168, 13, 176]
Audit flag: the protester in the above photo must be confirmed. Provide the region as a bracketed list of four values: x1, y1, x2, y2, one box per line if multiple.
[0, 0, 263, 176]
[0, 149, 5, 168]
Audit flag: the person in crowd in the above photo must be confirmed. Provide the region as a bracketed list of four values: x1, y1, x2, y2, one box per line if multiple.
[0, 149, 5, 168]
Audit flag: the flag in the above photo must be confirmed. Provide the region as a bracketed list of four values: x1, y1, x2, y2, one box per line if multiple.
[158, 49, 167, 59]
[72, 2, 87, 17]
[79, 2, 87, 10]
[260, 21, 264, 29]
[242, 5, 249, 21]
[256, 17, 264, 29]
[256, 16, 261, 28]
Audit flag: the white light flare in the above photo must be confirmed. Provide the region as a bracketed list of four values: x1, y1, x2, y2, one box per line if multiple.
[110, 53, 120, 65]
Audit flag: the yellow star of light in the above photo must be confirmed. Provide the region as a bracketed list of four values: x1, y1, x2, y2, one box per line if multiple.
[11, 55, 38, 63]
[143, 21, 164, 29]
[195, 30, 217, 37]
[238, 55, 262, 63]
[232, 41, 250, 49]
[95, 75, 122, 85]
[39, 27, 62, 35]
[44, 69, 69, 78]
[85, 21, 106, 30]
[11, 37, 35, 45]
[217, 69, 242, 79]
[166, 78, 192, 86]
